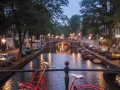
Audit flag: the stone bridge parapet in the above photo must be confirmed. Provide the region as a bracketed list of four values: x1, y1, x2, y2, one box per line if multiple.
[45, 40, 79, 49]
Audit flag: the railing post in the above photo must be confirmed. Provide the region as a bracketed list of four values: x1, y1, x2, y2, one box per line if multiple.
[64, 61, 69, 90]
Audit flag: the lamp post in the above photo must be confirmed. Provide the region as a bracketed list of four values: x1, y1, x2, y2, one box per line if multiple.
[2, 38, 6, 53]
[100, 37, 103, 49]
[88, 36, 91, 45]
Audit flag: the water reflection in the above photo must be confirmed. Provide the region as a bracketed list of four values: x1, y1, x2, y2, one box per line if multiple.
[2, 79, 12, 90]
[56, 42, 71, 53]
[29, 61, 33, 69]
[48, 53, 52, 64]
[86, 60, 92, 68]
[0, 47, 120, 90]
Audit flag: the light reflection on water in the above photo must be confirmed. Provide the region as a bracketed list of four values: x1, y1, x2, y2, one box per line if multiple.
[0, 52, 119, 90]
[1, 79, 12, 90]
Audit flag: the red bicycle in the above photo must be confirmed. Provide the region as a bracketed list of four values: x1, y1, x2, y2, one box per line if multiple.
[17, 59, 58, 90]
[69, 73, 102, 90]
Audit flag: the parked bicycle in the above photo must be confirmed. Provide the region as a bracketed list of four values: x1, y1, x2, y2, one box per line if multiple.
[17, 59, 58, 90]
[17, 59, 101, 90]
[69, 73, 102, 90]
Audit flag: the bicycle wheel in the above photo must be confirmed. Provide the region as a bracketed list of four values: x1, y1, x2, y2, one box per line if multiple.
[77, 84, 102, 90]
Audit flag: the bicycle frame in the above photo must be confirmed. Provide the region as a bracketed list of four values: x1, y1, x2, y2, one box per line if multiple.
[69, 74, 102, 90]
[18, 62, 47, 90]
[69, 78, 78, 90]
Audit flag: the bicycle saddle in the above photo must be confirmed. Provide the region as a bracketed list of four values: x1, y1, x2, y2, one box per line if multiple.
[70, 73, 83, 79]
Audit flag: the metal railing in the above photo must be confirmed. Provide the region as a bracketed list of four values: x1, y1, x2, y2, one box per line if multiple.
[0, 61, 120, 90]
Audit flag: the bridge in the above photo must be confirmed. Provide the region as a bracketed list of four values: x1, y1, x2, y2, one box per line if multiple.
[45, 39, 79, 49]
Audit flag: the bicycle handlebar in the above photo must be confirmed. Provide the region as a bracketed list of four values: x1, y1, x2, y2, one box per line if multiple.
[39, 60, 59, 69]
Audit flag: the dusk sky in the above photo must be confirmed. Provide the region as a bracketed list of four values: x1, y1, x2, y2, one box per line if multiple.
[62, 0, 80, 18]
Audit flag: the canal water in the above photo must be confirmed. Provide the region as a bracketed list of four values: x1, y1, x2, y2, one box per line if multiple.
[0, 49, 120, 90]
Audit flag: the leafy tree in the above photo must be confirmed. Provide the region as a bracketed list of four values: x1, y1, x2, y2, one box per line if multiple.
[0, 0, 69, 56]
[69, 14, 81, 33]
[79, 0, 117, 41]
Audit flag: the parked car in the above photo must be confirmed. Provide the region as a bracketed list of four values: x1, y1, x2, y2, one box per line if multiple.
[35, 44, 41, 50]
[98, 46, 108, 55]
[23, 47, 31, 54]
[77, 47, 83, 53]
[92, 45, 100, 52]
[88, 44, 94, 50]
[22, 49, 27, 56]
[105, 51, 120, 60]
[0, 53, 12, 66]
[84, 42, 89, 48]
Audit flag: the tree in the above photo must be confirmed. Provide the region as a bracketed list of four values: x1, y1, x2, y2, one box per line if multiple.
[79, 0, 118, 41]
[0, 0, 69, 57]
[69, 14, 81, 33]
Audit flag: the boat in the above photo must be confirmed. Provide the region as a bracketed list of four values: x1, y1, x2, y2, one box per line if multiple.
[92, 58, 101, 64]
[81, 50, 93, 60]
[77, 47, 83, 53]
[115, 74, 120, 86]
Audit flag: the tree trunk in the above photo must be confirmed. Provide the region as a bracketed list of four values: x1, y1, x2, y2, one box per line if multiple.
[17, 26, 22, 58]
[30, 36, 32, 49]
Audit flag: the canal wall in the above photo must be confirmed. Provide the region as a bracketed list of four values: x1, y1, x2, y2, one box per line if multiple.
[0, 45, 48, 82]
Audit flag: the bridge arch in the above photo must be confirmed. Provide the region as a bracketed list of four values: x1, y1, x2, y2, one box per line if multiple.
[45, 40, 79, 49]
[55, 41, 71, 47]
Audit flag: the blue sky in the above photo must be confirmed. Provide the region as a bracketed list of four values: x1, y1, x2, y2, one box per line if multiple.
[62, 0, 80, 18]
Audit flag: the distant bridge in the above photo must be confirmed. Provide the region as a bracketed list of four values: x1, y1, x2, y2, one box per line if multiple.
[45, 39, 79, 49]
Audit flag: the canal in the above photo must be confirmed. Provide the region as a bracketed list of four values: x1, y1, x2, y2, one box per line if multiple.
[0, 48, 119, 90]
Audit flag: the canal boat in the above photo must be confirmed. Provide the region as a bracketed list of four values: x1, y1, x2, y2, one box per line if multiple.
[92, 58, 101, 64]
[115, 74, 120, 86]
[81, 50, 93, 60]
[77, 47, 83, 53]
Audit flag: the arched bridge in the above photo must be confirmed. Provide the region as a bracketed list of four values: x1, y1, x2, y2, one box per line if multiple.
[45, 39, 79, 49]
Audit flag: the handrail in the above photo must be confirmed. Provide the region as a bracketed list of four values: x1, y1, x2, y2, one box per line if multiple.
[0, 68, 120, 73]
[1, 61, 120, 90]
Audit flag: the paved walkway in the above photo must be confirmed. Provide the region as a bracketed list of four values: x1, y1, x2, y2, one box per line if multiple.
[6, 48, 19, 55]
[4, 43, 40, 56]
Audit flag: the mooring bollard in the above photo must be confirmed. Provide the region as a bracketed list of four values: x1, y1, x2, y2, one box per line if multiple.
[64, 61, 69, 90]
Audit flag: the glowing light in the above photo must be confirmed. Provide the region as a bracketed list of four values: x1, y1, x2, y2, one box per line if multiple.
[86, 60, 92, 68]
[100, 37, 103, 40]
[2, 79, 12, 90]
[29, 61, 33, 69]
[48, 53, 51, 64]
[40, 54, 44, 61]
[2, 38, 6, 43]
[48, 33, 50, 36]
[88, 36, 91, 40]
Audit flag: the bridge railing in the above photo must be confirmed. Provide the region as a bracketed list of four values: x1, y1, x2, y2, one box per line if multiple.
[1, 61, 120, 90]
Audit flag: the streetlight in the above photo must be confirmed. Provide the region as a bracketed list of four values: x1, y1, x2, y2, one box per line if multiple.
[88, 36, 91, 44]
[100, 36, 103, 49]
[2, 38, 6, 53]
[78, 33, 81, 42]
[100, 37, 103, 44]
[100, 36, 103, 40]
